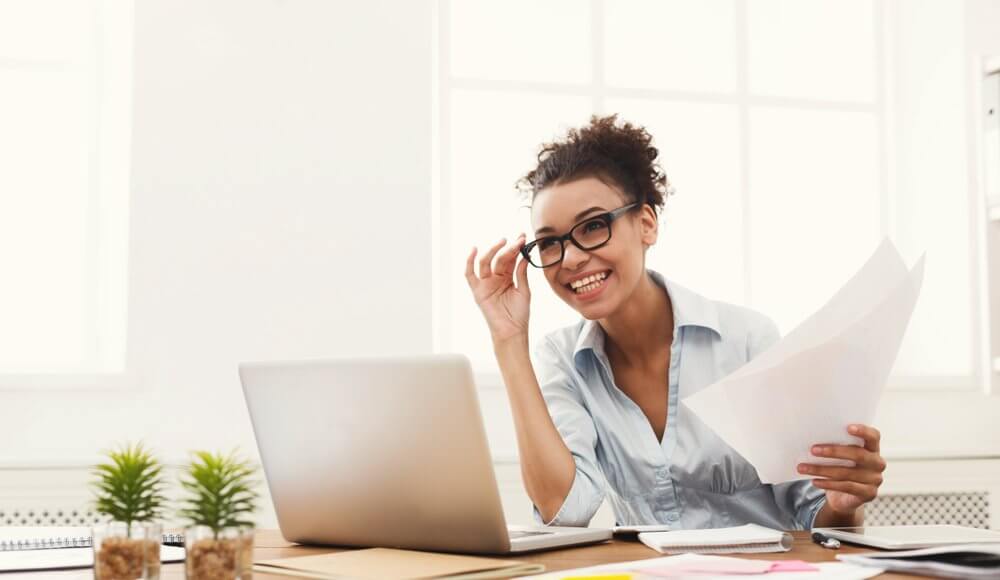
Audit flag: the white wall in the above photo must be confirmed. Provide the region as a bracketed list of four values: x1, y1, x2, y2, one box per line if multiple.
[0, 0, 434, 468]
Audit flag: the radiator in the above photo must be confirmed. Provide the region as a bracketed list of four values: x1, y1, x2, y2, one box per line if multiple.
[0, 507, 104, 527]
[863, 491, 991, 529]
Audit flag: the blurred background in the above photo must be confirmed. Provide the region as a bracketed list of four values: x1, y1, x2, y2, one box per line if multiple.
[1, 0, 999, 529]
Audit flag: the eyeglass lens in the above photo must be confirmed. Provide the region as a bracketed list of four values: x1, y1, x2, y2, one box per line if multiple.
[529, 217, 611, 267]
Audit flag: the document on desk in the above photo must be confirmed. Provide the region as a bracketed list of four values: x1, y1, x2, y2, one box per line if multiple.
[517, 553, 883, 579]
[683, 239, 925, 483]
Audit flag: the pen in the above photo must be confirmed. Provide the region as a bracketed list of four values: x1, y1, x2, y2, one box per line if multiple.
[811, 531, 841, 549]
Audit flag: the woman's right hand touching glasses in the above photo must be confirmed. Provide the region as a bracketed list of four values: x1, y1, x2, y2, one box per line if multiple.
[465, 234, 532, 345]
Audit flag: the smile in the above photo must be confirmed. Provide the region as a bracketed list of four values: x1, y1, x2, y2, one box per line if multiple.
[568, 270, 610, 295]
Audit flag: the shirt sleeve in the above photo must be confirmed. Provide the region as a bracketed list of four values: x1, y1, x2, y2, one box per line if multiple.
[771, 479, 827, 530]
[749, 313, 829, 530]
[529, 337, 606, 527]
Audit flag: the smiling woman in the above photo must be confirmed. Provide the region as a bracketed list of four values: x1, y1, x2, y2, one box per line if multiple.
[465, 115, 887, 530]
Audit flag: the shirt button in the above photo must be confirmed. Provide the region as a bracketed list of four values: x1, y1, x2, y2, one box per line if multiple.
[667, 513, 680, 522]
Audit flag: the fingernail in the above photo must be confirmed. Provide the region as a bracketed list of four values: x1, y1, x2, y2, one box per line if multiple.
[812, 446, 824, 455]
[798, 464, 810, 474]
[849, 425, 860, 434]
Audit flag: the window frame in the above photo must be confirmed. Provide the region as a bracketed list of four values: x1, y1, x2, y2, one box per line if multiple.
[433, 0, 985, 394]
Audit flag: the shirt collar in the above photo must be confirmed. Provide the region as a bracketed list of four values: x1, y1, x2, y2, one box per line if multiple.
[572, 270, 721, 364]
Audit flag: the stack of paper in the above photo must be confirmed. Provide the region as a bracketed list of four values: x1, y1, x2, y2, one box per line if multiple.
[683, 239, 925, 483]
[837, 544, 1000, 578]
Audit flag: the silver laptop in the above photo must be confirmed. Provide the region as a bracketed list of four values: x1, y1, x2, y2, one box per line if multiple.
[239, 354, 611, 554]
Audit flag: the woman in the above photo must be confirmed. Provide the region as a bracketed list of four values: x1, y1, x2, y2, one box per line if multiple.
[465, 115, 885, 530]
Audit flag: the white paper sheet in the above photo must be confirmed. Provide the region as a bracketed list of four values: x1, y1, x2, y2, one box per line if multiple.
[517, 553, 884, 579]
[682, 239, 924, 483]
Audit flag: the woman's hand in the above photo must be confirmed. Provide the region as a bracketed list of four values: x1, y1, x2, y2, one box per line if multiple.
[799, 424, 886, 523]
[465, 234, 532, 344]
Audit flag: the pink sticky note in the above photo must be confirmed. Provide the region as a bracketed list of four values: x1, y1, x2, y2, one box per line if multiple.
[768, 560, 819, 572]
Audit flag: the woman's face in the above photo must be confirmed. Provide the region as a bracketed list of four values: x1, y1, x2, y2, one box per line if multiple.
[530, 176, 658, 320]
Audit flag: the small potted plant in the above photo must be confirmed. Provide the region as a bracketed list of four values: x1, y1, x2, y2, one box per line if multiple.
[179, 450, 258, 580]
[91, 442, 167, 580]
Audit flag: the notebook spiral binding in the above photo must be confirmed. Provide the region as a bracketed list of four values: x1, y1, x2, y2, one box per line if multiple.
[0, 534, 185, 552]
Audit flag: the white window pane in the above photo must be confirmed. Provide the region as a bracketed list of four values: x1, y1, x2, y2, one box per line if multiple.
[605, 0, 737, 93]
[890, 223, 973, 380]
[889, 2, 972, 379]
[0, 69, 92, 371]
[0, 0, 93, 61]
[606, 99, 744, 304]
[449, 0, 591, 84]
[748, 108, 881, 333]
[747, 0, 876, 103]
[447, 90, 593, 369]
[893, 72, 972, 378]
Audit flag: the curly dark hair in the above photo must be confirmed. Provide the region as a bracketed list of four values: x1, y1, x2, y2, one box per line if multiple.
[516, 114, 669, 214]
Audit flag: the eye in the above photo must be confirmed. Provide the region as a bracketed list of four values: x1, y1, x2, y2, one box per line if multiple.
[581, 219, 607, 233]
[537, 237, 560, 251]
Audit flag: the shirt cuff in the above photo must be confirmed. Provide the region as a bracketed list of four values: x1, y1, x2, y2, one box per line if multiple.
[803, 495, 828, 530]
[531, 469, 603, 527]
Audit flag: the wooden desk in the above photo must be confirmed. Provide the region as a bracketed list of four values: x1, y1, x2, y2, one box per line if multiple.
[248, 529, 922, 579]
[23, 530, 922, 579]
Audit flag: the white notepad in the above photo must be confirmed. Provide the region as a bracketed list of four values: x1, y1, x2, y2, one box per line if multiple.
[638, 524, 793, 554]
[0, 527, 184, 572]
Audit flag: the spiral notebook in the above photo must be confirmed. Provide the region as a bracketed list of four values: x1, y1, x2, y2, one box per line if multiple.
[638, 524, 793, 554]
[0, 527, 185, 572]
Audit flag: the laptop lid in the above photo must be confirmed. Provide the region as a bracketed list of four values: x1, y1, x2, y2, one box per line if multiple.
[239, 354, 513, 554]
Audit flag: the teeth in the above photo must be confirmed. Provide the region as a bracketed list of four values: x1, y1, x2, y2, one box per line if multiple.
[571, 272, 609, 294]
[570, 271, 608, 289]
[570, 272, 608, 290]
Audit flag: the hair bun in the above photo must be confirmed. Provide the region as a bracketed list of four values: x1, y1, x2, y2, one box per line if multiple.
[516, 114, 669, 213]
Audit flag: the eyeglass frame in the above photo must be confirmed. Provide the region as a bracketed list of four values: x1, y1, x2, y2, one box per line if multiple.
[520, 202, 641, 268]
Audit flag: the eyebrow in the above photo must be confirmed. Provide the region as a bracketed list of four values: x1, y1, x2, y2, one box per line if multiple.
[535, 206, 607, 235]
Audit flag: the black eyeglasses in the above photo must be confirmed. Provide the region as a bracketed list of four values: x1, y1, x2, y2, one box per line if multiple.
[521, 203, 640, 268]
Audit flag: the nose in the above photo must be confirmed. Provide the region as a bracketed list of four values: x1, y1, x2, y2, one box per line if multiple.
[561, 241, 590, 271]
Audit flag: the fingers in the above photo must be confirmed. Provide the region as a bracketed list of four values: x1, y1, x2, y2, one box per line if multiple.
[811, 479, 879, 503]
[465, 246, 478, 287]
[849, 424, 881, 452]
[478, 238, 506, 279]
[797, 463, 884, 486]
[811, 443, 887, 471]
[515, 250, 530, 292]
[492, 234, 525, 278]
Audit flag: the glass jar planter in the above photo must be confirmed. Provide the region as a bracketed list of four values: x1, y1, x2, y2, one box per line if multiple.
[184, 526, 254, 580]
[92, 521, 162, 580]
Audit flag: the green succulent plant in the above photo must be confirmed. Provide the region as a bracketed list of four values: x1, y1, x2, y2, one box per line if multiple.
[178, 450, 258, 538]
[91, 442, 166, 536]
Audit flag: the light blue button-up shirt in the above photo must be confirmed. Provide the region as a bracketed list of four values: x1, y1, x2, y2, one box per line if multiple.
[531, 271, 826, 530]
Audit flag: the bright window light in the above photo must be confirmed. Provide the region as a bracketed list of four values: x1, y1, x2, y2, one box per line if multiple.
[436, 0, 977, 390]
[0, 0, 131, 376]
